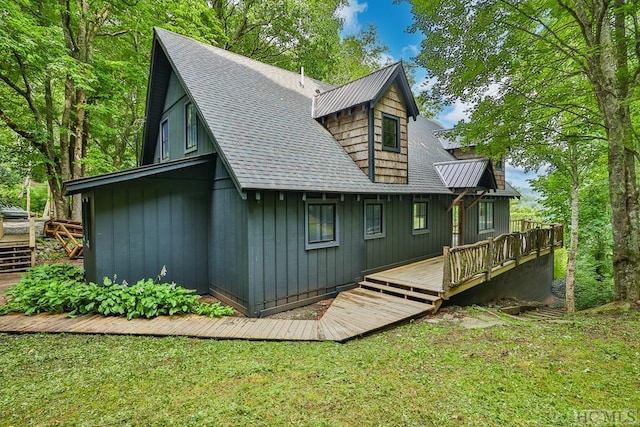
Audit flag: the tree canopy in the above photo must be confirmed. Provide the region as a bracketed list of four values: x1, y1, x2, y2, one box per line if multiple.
[0, 0, 388, 218]
[406, 0, 640, 303]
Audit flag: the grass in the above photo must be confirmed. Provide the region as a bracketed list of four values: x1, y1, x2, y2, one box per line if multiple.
[1, 310, 639, 426]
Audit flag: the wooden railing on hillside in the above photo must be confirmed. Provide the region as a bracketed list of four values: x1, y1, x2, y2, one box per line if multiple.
[509, 218, 550, 233]
[442, 222, 563, 298]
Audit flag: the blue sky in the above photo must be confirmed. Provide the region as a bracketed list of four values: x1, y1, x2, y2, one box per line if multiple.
[336, 0, 536, 191]
[336, 0, 470, 129]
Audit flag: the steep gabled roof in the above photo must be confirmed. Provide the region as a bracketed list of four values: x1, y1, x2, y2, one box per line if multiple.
[434, 158, 498, 191]
[312, 62, 419, 119]
[136, 28, 516, 198]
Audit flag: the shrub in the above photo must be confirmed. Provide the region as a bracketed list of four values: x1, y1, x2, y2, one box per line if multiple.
[0, 264, 234, 319]
[575, 257, 615, 310]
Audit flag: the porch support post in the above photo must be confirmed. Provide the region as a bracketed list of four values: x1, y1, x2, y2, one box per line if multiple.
[484, 238, 493, 281]
[442, 246, 451, 299]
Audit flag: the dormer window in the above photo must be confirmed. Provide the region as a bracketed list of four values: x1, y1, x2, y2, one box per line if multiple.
[382, 113, 400, 152]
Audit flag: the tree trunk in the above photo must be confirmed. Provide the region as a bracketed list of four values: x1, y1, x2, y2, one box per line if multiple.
[583, 3, 640, 304]
[565, 173, 579, 313]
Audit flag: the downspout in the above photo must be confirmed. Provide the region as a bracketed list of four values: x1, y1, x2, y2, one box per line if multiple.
[368, 103, 375, 182]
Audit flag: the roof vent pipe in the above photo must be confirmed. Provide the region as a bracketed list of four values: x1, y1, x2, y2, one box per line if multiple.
[300, 66, 304, 88]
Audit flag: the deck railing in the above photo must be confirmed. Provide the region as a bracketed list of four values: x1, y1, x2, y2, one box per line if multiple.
[443, 222, 563, 298]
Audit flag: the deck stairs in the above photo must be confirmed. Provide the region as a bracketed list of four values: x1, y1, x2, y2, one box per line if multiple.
[358, 276, 443, 313]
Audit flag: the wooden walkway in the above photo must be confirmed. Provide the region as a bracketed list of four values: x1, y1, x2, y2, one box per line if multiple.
[0, 288, 434, 342]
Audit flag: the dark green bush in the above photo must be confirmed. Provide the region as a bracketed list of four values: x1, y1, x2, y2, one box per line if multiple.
[0, 264, 234, 319]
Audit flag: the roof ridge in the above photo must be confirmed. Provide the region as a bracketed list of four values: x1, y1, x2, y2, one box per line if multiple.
[314, 61, 402, 98]
[153, 27, 332, 90]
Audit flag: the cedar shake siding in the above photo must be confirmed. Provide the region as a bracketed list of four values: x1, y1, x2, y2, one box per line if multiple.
[324, 107, 370, 177]
[373, 82, 408, 184]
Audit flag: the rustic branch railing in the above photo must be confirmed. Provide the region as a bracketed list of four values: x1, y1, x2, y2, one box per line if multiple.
[443, 222, 563, 297]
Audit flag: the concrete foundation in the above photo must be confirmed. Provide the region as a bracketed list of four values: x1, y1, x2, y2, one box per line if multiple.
[445, 253, 554, 307]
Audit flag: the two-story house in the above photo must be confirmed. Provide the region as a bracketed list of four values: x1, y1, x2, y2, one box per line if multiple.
[65, 28, 521, 317]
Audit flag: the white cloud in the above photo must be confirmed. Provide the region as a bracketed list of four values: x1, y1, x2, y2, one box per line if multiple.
[336, 0, 368, 34]
[376, 52, 396, 67]
[413, 75, 438, 94]
[401, 44, 419, 58]
[441, 99, 473, 126]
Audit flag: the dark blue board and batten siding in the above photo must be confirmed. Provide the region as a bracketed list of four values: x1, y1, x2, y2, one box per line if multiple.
[364, 195, 452, 273]
[463, 197, 510, 243]
[154, 71, 214, 162]
[84, 165, 212, 294]
[236, 192, 454, 317]
[209, 156, 250, 311]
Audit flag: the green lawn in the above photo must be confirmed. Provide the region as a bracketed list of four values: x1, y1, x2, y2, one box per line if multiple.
[1, 310, 639, 426]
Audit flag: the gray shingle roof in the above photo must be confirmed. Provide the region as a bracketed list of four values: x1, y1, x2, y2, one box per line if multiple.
[312, 62, 418, 119]
[149, 28, 516, 197]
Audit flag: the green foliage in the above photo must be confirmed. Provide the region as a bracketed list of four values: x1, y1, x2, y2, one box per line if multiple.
[0, 264, 233, 319]
[553, 247, 567, 280]
[575, 256, 615, 310]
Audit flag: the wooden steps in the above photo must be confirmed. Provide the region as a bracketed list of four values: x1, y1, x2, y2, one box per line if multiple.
[0, 241, 34, 272]
[359, 280, 441, 303]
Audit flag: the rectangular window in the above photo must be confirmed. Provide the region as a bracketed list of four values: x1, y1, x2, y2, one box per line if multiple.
[161, 119, 169, 160]
[382, 114, 400, 151]
[306, 202, 338, 249]
[364, 201, 384, 239]
[185, 102, 197, 152]
[81, 196, 92, 250]
[413, 201, 428, 232]
[478, 201, 494, 231]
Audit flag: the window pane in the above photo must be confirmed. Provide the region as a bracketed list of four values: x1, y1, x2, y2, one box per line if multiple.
[382, 116, 398, 149]
[308, 204, 335, 244]
[413, 201, 427, 230]
[365, 203, 383, 236]
[185, 103, 197, 150]
[161, 120, 169, 159]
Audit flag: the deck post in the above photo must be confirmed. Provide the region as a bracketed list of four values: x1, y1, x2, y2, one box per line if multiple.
[550, 226, 555, 254]
[485, 238, 493, 281]
[536, 228, 542, 257]
[29, 216, 36, 267]
[513, 232, 521, 266]
[442, 246, 451, 299]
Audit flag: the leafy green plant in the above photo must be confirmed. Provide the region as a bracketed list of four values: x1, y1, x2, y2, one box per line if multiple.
[0, 263, 234, 319]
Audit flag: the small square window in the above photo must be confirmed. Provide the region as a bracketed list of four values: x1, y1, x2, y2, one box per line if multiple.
[479, 201, 494, 231]
[364, 201, 384, 239]
[160, 119, 169, 160]
[306, 202, 339, 249]
[382, 114, 400, 152]
[413, 201, 428, 232]
[185, 102, 197, 152]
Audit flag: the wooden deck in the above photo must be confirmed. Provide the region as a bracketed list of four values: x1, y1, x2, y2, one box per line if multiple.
[365, 257, 444, 293]
[0, 288, 433, 342]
